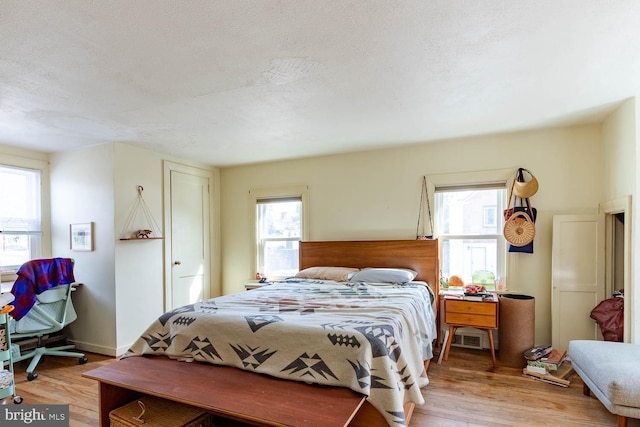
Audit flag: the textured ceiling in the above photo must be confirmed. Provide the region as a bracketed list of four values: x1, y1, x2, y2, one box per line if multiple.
[1, 1, 639, 167]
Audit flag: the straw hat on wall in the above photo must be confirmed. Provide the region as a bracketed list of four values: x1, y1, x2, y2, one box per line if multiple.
[513, 168, 538, 198]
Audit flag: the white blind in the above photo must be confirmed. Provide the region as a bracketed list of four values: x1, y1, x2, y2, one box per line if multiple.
[256, 196, 302, 204]
[0, 165, 42, 234]
[435, 181, 506, 193]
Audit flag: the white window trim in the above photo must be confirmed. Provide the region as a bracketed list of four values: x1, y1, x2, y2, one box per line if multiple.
[249, 185, 309, 280]
[427, 168, 515, 290]
[0, 153, 51, 282]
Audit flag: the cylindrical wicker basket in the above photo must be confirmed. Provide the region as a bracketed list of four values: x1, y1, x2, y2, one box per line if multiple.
[498, 294, 535, 368]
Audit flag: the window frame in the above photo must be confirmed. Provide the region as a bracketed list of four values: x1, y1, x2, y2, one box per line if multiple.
[249, 186, 309, 281]
[426, 168, 514, 290]
[0, 154, 51, 281]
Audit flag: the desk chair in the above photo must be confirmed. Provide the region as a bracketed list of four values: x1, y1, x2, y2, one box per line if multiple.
[12, 283, 87, 380]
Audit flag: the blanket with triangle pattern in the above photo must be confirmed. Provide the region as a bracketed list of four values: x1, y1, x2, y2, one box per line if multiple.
[126, 279, 436, 427]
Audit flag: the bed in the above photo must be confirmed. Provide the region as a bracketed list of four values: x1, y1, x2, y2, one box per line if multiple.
[121, 239, 440, 426]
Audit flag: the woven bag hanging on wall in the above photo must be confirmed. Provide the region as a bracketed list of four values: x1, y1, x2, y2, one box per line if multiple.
[503, 168, 537, 253]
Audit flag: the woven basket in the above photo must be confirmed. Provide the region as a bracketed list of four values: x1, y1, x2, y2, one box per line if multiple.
[109, 396, 214, 427]
[503, 211, 535, 246]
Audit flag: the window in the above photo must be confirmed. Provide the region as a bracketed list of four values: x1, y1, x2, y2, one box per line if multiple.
[435, 184, 506, 290]
[257, 197, 301, 278]
[250, 186, 309, 280]
[0, 165, 42, 273]
[483, 206, 497, 227]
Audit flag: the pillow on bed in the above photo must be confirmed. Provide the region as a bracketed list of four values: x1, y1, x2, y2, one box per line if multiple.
[295, 266, 360, 281]
[348, 267, 418, 284]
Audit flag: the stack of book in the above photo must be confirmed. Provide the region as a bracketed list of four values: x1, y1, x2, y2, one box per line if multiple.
[522, 345, 574, 387]
[441, 291, 496, 302]
[463, 292, 497, 302]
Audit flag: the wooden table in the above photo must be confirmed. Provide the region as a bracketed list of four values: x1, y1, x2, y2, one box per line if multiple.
[442, 296, 499, 367]
[83, 356, 398, 427]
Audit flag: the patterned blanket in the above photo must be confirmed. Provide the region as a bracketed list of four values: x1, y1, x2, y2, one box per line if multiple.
[10, 258, 75, 320]
[126, 279, 437, 427]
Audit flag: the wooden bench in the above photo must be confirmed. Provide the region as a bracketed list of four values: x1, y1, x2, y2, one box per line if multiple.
[569, 340, 640, 427]
[84, 356, 416, 426]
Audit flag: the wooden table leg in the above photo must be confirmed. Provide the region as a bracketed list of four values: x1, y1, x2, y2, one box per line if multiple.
[486, 329, 496, 368]
[443, 325, 455, 361]
[437, 329, 449, 364]
[618, 415, 628, 427]
[98, 382, 141, 426]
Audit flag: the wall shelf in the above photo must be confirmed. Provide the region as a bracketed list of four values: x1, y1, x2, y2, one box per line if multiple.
[119, 185, 164, 241]
[119, 237, 164, 241]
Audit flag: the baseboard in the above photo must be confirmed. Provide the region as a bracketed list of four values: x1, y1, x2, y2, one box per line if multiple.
[69, 339, 119, 357]
[115, 343, 133, 357]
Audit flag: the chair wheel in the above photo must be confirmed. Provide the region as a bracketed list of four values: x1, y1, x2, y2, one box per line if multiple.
[79, 356, 88, 365]
[13, 396, 23, 404]
[27, 372, 38, 381]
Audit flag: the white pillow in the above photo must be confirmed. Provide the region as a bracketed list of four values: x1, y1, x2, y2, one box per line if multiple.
[349, 268, 418, 284]
[295, 266, 360, 282]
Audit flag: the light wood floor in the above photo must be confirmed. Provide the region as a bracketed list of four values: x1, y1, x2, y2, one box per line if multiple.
[4, 346, 637, 427]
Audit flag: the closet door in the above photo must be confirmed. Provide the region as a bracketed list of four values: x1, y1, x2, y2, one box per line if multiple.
[551, 215, 604, 350]
[169, 171, 210, 309]
[163, 161, 213, 311]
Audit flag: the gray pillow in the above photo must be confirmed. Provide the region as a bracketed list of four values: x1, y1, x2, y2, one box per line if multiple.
[349, 268, 417, 284]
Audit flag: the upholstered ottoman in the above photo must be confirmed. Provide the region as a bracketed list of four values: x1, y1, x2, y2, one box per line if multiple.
[569, 340, 640, 427]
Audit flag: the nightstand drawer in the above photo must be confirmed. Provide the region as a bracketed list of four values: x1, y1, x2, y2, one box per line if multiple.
[445, 312, 497, 328]
[445, 300, 497, 316]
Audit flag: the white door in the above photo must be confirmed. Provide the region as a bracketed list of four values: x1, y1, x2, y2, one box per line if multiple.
[168, 170, 211, 310]
[551, 215, 605, 350]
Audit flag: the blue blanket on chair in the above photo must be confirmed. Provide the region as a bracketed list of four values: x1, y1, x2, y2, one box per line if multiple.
[10, 258, 75, 321]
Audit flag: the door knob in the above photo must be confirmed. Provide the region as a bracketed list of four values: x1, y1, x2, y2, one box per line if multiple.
[173, 261, 181, 265]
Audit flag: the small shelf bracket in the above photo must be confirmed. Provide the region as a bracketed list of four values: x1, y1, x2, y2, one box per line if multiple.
[119, 185, 164, 240]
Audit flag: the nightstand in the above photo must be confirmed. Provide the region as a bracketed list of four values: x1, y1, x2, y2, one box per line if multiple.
[244, 282, 272, 291]
[442, 297, 499, 367]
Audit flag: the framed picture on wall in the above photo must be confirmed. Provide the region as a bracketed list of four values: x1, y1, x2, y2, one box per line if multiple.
[70, 222, 94, 251]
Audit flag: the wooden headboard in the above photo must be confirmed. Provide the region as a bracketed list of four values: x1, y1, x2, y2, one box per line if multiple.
[299, 239, 440, 296]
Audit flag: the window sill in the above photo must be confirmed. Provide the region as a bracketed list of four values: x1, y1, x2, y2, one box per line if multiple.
[439, 287, 507, 294]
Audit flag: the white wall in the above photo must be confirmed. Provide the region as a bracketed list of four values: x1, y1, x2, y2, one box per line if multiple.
[113, 143, 166, 354]
[602, 97, 637, 343]
[50, 144, 117, 354]
[51, 142, 165, 355]
[636, 100, 640, 344]
[220, 124, 604, 346]
[603, 98, 636, 200]
[636, 99, 640, 344]
[50, 142, 220, 356]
